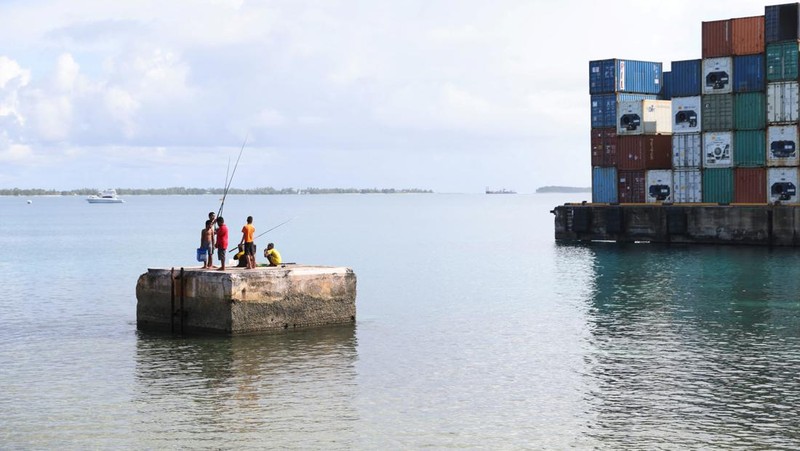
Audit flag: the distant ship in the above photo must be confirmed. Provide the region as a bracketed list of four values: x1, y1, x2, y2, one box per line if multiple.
[486, 187, 516, 194]
[87, 189, 124, 204]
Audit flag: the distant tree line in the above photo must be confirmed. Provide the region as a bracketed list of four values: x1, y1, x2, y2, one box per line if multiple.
[0, 187, 434, 196]
[535, 186, 591, 193]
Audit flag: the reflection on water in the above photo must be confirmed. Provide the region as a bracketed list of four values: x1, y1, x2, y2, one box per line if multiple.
[8, 194, 800, 448]
[134, 326, 358, 449]
[575, 244, 800, 449]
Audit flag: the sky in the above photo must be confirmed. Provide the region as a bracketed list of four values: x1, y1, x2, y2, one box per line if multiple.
[0, 0, 782, 193]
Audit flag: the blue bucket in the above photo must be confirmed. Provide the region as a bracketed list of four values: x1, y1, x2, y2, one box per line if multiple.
[196, 247, 207, 262]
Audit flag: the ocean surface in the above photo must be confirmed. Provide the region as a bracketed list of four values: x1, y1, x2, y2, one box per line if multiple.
[2, 193, 800, 449]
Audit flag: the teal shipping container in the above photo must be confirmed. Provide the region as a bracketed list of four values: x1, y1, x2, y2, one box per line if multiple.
[592, 167, 618, 203]
[734, 130, 766, 167]
[703, 168, 734, 203]
[734, 92, 766, 130]
[766, 41, 800, 81]
[702, 94, 734, 131]
[589, 59, 663, 95]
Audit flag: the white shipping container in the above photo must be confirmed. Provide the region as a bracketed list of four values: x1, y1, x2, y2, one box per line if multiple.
[672, 133, 703, 168]
[767, 81, 800, 124]
[702, 57, 733, 95]
[672, 96, 702, 134]
[768, 167, 800, 204]
[617, 99, 673, 136]
[646, 170, 673, 203]
[703, 131, 734, 168]
[673, 169, 702, 203]
[767, 125, 799, 167]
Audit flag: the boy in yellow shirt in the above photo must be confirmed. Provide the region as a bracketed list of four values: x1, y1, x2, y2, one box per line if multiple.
[264, 243, 282, 267]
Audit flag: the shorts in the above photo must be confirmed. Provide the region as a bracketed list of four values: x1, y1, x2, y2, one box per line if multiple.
[217, 248, 226, 260]
[203, 243, 213, 256]
[245, 242, 256, 256]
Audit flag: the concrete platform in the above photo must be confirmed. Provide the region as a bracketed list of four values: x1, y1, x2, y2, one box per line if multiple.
[552, 203, 800, 246]
[136, 265, 356, 335]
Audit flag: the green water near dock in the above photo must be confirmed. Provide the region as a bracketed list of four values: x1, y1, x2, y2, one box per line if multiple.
[1, 193, 800, 448]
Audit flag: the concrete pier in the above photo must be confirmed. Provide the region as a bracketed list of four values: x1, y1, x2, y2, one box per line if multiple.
[136, 265, 356, 334]
[553, 203, 800, 246]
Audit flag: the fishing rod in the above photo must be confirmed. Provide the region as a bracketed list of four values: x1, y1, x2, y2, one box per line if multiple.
[217, 135, 248, 219]
[223, 156, 231, 200]
[229, 217, 295, 252]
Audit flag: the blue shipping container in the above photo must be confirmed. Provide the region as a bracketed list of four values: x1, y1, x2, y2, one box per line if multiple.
[593, 167, 618, 203]
[766, 3, 800, 44]
[734, 54, 765, 93]
[589, 59, 663, 95]
[590, 93, 659, 128]
[671, 59, 702, 97]
[661, 71, 672, 100]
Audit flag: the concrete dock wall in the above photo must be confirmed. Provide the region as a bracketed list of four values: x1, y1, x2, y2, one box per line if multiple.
[136, 266, 356, 334]
[553, 204, 800, 245]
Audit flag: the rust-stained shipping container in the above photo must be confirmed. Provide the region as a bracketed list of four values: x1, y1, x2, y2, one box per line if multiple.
[734, 167, 767, 203]
[590, 128, 618, 167]
[732, 16, 765, 56]
[703, 19, 732, 58]
[617, 135, 672, 170]
[618, 170, 646, 203]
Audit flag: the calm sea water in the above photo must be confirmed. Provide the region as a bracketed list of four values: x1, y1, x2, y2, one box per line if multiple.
[2, 193, 800, 449]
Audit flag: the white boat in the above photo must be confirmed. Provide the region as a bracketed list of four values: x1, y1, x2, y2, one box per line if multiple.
[87, 189, 124, 204]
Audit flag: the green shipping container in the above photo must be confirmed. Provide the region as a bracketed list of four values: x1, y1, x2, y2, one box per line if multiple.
[702, 94, 734, 132]
[734, 93, 766, 130]
[734, 130, 766, 167]
[766, 41, 800, 82]
[703, 168, 734, 203]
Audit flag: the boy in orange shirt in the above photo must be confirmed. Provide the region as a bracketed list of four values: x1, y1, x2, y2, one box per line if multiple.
[239, 216, 256, 269]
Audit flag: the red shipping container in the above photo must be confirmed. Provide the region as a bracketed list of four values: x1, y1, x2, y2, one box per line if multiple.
[732, 16, 765, 56]
[734, 167, 767, 203]
[618, 170, 646, 203]
[617, 135, 672, 170]
[591, 128, 618, 167]
[703, 19, 732, 58]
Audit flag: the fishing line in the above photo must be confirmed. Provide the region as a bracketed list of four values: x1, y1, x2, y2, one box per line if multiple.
[217, 135, 248, 219]
[229, 217, 295, 252]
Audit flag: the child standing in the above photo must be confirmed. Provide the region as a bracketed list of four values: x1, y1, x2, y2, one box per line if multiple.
[201, 219, 215, 268]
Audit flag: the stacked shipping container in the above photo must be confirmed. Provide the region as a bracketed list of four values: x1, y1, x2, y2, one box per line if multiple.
[589, 59, 664, 203]
[590, 3, 800, 204]
[671, 60, 703, 202]
[764, 3, 800, 203]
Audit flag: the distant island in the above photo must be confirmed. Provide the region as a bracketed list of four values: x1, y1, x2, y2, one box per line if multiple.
[0, 187, 434, 196]
[536, 186, 591, 193]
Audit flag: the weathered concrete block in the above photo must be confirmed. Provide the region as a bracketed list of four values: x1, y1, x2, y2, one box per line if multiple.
[687, 206, 768, 244]
[136, 266, 356, 334]
[553, 204, 800, 246]
[772, 207, 799, 246]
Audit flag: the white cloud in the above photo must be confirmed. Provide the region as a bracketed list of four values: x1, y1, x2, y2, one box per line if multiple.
[0, 56, 30, 128]
[0, 0, 784, 191]
[254, 108, 285, 127]
[0, 56, 30, 90]
[28, 90, 73, 141]
[54, 53, 80, 92]
[0, 143, 34, 162]
[103, 87, 140, 138]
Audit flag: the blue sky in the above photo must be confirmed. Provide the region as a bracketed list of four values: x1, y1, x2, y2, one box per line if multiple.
[0, 0, 779, 193]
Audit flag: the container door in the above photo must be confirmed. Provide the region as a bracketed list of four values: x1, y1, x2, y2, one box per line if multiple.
[674, 169, 702, 203]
